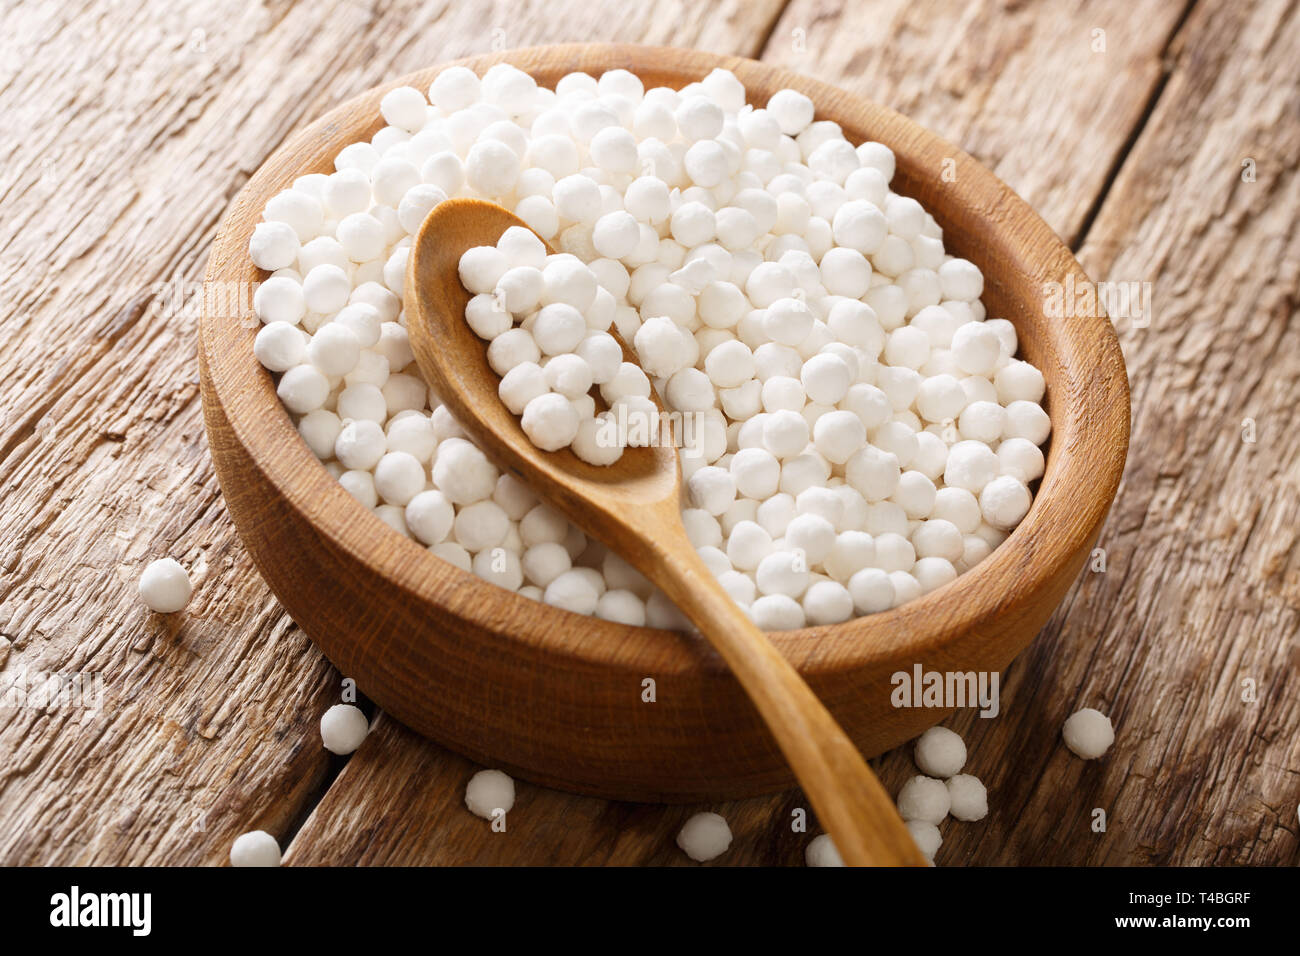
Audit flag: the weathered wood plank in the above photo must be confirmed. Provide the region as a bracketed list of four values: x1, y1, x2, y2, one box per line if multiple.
[761, 0, 1194, 244]
[0, 0, 787, 864]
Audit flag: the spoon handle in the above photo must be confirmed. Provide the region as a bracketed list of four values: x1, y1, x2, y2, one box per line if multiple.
[649, 541, 927, 867]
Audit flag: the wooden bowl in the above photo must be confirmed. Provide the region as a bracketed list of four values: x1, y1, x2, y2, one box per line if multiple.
[199, 44, 1129, 802]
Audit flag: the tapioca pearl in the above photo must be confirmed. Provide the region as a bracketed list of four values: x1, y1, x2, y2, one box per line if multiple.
[944, 440, 999, 494]
[842, 566, 892, 614]
[752, 343, 802, 382]
[995, 359, 1046, 404]
[799, 352, 853, 406]
[464, 293, 512, 340]
[801, 579, 854, 625]
[497, 362, 548, 415]
[812, 410, 866, 465]
[874, 532, 916, 574]
[686, 466, 736, 517]
[937, 257, 984, 302]
[571, 332, 622, 386]
[857, 284, 905, 334]
[915, 373, 967, 424]
[955, 534, 992, 572]
[542, 569, 600, 615]
[264, 188, 325, 241]
[895, 267, 941, 316]
[907, 431, 947, 482]
[824, 299, 883, 355]
[451, 500, 511, 553]
[844, 444, 901, 502]
[957, 401, 1005, 444]
[381, 373, 425, 416]
[997, 437, 1045, 483]
[680, 507, 723, 550]
[275, 364, 330, 414]
[696, 546, 733, 579]
[755, 549, 811, 599]
[871, 421, 919, 470]
[253, 322, 307, 372]
[892, 470, 937, 520]
[839, 386, 889, 434]
[724, 520, 775, 572]
[520, 393, 580, 452]
[433, 438, 499, 505]
[981, 316, 1017, 356]
[760, 376, 805, 414]
[298, 236, 350, 275]
[541, 353, 594, 400]
[879, 193, 923, 240]
[884, 325, 931, 370]
[980, 475, 1032, 530]
[949, 320, 1001, 377]
[785, 513, 836, 566]
[762, 297, 816, 347]
[253, 275, 307, 326]
[742, 260, 795, 308]
[865, 501, 909, 538]
[1062, 708, 1115, 760]
[1003, 400, 1051, 444]
[931, 487, 982, 535]
[761, 409, 810, 459]
[458, 245, 510, 295]
[700, 339, 755, 389]
[486, 328, 541, 377]
[910, 304, 964, 349]
[385, 415, 437, 464]
[749, 491, 793, 538]
[778, 452, 830, 497]
[911, 518, 964, 563]
[897, 774, 952, 828]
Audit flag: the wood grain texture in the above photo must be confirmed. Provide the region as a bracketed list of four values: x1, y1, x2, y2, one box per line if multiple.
[201, 46, 1125, 806]
[0, 0, 785, 865]
[4, 0, 1296, 867]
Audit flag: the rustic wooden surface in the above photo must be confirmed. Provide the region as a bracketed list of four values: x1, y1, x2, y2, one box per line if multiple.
[1, 0, 1296, 866]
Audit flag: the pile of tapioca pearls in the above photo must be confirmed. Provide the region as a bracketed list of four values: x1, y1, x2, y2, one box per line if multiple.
[246, 62, 1049, 632]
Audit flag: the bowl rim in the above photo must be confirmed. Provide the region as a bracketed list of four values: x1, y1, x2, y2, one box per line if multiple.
[200, 43, 1129, 681]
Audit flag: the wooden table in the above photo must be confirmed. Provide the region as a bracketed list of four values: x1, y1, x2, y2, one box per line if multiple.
[2, 0, 1296, 866]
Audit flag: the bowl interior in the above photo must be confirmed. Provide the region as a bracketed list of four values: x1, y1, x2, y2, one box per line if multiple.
[201, 44, 1129, 683]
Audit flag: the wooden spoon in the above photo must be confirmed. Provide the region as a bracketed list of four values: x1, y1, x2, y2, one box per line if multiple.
[407, 197, 926, 866]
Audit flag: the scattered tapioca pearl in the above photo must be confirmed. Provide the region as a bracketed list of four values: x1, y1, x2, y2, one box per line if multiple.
[676, 811, 732, 862]
[897, 774, 951, 825]
[805, 833, 844, 867]
[138, 558, 192, 613]
[465, 769, 516, 820]
[914, 725, 967, 779]
[946, 774, 988, 821]
[905, 820, 941, 861]
[230, 830, 282, 868]
[1062, 707, 1115, 759]
[319, 704, 369, 755]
